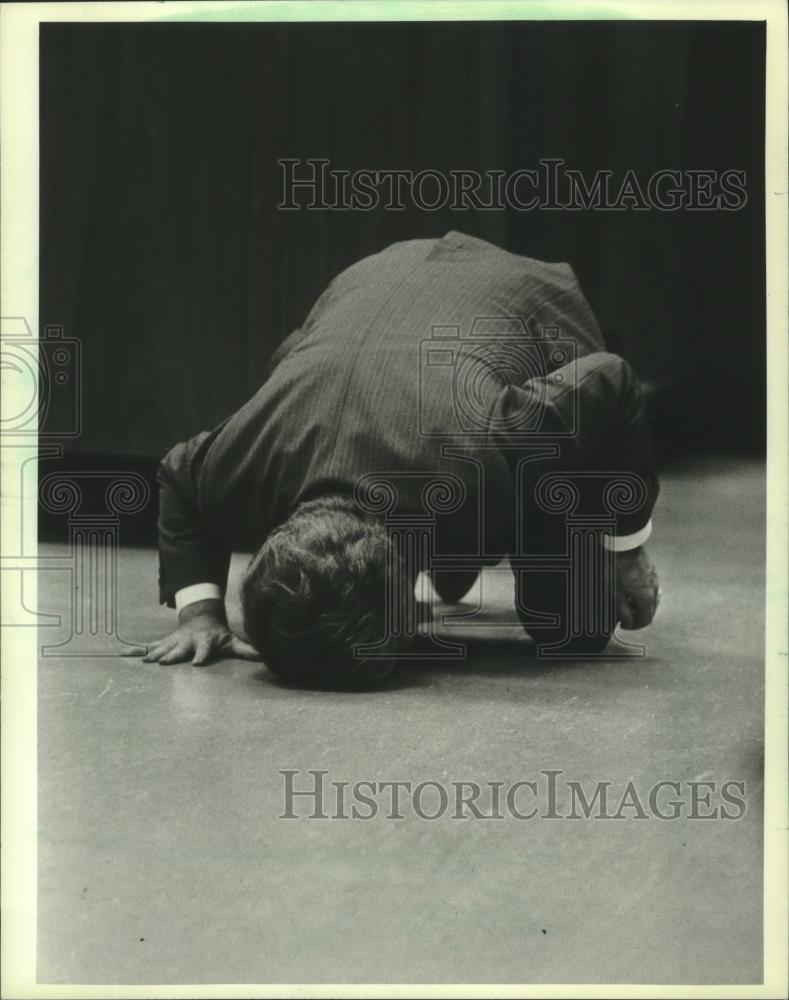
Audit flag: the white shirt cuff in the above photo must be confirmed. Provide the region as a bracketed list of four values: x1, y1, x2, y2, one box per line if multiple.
[174, 582, 223, 611]
[603, 519, 653, 552]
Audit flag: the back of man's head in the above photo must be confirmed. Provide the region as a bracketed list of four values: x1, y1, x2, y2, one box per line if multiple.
[242, 495, 412, 689]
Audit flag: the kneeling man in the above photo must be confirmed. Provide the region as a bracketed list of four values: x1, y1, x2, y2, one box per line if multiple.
[135, 231, 660, 687]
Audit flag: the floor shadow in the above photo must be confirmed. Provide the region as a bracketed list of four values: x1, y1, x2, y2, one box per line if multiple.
[247, 627, 648, 692]
[402, 635, 647, 680]
[249, 664, 426, 694]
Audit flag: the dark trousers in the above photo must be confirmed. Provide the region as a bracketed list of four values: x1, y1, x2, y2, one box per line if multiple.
[430, 478, 618, 658]
[512, 484, 617, 657]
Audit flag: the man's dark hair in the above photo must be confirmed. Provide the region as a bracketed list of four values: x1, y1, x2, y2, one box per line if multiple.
[241, 495, 414, 689]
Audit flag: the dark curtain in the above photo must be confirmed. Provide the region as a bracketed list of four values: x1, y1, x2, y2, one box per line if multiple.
[40, 20, 765, 456]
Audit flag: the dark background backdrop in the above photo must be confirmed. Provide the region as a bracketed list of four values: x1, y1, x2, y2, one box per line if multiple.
[40, 20, 765, 475]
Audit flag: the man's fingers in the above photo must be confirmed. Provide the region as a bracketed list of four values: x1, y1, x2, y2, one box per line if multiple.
[614, 552, 660, 631]
[633, 591, 658, 629]
[618, 592, 656, 630]
[158, 643, 193, 665]
[226, 636, 262, 661]
[617, 595, 635, 629]
[121, 645, 149, 658]
[142, 639, 177, 663]
[132, 630, 261, 665]
[191, 638, 216, 666]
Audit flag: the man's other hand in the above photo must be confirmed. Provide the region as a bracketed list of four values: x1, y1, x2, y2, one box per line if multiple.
[614, 546, 661, 630]
[125, 599, 261, 666]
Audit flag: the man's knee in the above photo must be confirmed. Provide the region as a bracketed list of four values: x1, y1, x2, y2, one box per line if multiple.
[515, 569, 615, 657]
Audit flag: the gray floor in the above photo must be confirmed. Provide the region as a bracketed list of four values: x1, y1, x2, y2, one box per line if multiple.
[37, 457, 764, 985]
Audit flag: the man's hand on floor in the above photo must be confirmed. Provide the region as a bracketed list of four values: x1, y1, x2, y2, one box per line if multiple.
[125, 599, 261, 666]
[614, 546, 661, 630]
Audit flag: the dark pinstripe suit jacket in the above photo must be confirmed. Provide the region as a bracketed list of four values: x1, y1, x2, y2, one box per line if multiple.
[158, 231, 658, 605]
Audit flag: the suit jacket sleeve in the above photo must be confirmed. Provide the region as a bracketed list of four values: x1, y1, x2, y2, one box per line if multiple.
[491, 351, 659, 539]
[156, 324, 316, 607]
[157, 431, 233, 608]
